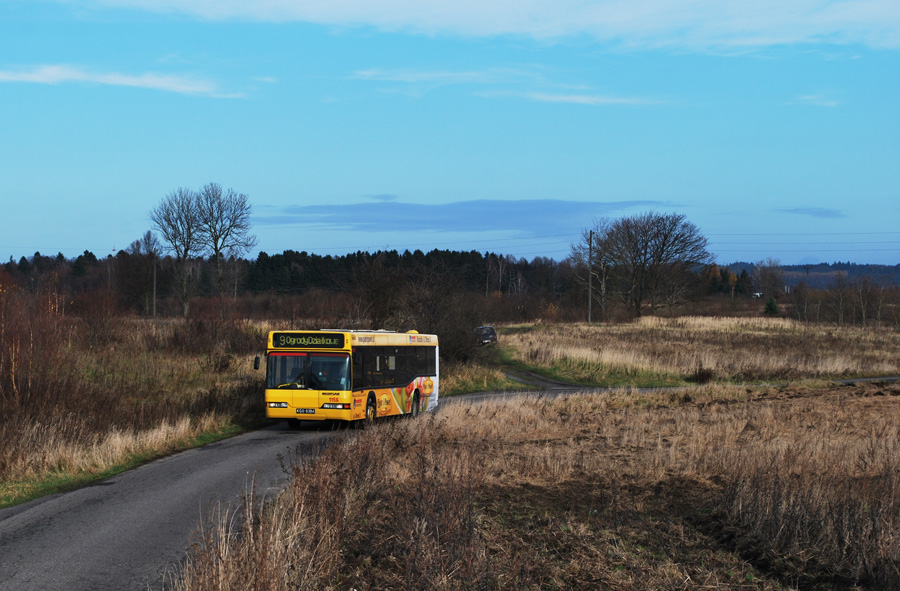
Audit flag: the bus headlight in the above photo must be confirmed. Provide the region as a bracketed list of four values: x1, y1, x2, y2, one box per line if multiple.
[268, 402, 288, 408]
[322, 403, 351, 410]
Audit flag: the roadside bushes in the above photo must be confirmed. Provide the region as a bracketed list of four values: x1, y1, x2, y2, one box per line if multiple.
[0, 286, 71, 415]
[0, 285, 263, 492]
[168, 297, 264, 356]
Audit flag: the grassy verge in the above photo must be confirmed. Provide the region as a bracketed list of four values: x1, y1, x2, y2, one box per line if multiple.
[0, 421, 248, 508]
[439, 349, 538, 396]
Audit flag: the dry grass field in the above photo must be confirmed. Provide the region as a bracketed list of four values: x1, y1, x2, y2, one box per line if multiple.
[171, 381, 900, 590]
[501, 318, 900, 385]
[170, 319, 900, 590]
[5, 305, 900, 589]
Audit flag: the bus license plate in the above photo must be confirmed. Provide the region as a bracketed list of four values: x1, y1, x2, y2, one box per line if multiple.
[296, 408, 315, 414]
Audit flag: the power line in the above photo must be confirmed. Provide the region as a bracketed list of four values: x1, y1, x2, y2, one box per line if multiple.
[711, 241, 900, 246]
[6, 227, 900, 263]
[714, 248, 900, 253]
[707, 231, 900, 237]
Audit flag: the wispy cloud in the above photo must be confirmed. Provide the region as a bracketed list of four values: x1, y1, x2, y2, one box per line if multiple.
[777, 207, 846, 218]
[793, 94, 841, 107]
[64, 0, 900, 50]
[353, 68, 540, 86]
[522, 92, 655, 105]
[254, 199, 666, 235]
[0, 64, 238, 97]
[355, 67, 649, 104]
[353, 67, 545, 97]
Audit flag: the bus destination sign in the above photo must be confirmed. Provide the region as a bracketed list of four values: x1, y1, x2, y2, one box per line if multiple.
[272, 332, 345, 349]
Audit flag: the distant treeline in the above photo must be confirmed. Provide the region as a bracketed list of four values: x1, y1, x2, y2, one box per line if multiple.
[3, 249, 899, 327]
[0, 248, 578, 327]
[0, 248, 580, 361]
[782, 262, 900, 288]
[247, 249, 569, 297]
[728, 261, 900, 288]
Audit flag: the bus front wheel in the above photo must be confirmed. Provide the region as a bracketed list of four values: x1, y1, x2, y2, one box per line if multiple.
[363, 396, 377, 427]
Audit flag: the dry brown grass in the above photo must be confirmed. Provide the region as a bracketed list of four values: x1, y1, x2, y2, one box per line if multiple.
[0, 289, 264, 503]
[503, 318, 900, 384]
[171, 380, 900, 590]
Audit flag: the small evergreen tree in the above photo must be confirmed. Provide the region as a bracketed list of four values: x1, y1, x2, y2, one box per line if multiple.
[764, 297, 780, 316]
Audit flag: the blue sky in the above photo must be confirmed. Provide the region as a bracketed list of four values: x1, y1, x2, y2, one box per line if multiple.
[1, 0, 898, 266]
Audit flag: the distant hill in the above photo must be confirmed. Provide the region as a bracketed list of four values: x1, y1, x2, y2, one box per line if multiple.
[726, 262, 900, 288]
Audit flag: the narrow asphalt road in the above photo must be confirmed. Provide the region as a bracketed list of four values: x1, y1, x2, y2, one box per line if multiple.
[0, 422, 339, 591]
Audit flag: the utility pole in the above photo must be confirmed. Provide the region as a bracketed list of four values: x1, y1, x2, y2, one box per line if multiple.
[152, 254, 157, 318]
[588, 230, 593, 323]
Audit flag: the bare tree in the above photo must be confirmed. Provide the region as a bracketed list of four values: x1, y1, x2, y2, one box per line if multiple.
[789, 281, 813, 322]
[604, 212, 712, 317]
[569, 218, 614, 322]
[196, 183, 257, 300]
[150, 188, 200, 262]
[150, 188, 203, 317]
[658, 265, 698, 314]
[128, 230, 160, 317]
[752, 257, 784, 299]
[874, 281, 888, 325]
[494, 255, 506, 294]
[850, 277, 879, 327]
[828, 272, 850, 326]
[505, 255, 527, 296]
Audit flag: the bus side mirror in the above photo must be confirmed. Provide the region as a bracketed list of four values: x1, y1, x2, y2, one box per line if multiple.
[253, 356, 261, 370]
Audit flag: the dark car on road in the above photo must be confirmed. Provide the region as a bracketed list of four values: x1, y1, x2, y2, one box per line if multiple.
[475, 326, 498, 345]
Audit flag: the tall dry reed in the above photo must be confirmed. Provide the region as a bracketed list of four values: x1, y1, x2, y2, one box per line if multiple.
[172, 422, 490, 591]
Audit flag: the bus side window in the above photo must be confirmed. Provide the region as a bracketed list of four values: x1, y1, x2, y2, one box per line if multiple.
[352, 348, 364, 390]
[367, 347, 383, 387]
[426, 347, 436, 374]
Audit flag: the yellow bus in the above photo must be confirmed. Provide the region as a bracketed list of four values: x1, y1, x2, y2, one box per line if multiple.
[259, 329, 439, 427]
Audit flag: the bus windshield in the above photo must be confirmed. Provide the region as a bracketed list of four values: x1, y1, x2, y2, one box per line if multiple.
[267, 353, 350, 390]
[309, 354, 350, 391]
[268, 353, 307, 389]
